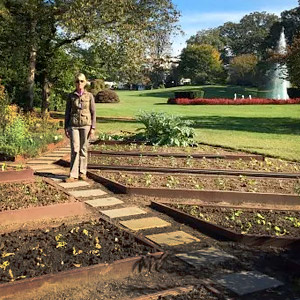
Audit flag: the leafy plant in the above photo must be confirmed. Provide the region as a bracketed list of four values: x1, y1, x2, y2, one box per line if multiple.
[166, 175, 179, 188]
[136, 111, 196, 147]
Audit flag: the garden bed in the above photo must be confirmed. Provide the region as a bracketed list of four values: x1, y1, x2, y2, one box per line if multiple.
[0, 178, 72, 212]
[129, 284, 220, 300]
[89, 150, 264, 161]
[90, 171, 300, 195]
[0, 178, 91, 227]
[90, 141, 249, 156]
[0, 165, 34, 183]
[151, 201, 300, 248]
[88, 155, 300, 174]
[87, 171, 300, 207]
[0, 218, 163, 298]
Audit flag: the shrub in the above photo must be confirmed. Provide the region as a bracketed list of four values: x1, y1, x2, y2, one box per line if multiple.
[95, 89, 120, 103]
[174, 90, 204, 99]
[89, 79, 105, 97]
[287, 88, 300, 99]
[136, 111, 196, 147]
[167, 98, 300, 105]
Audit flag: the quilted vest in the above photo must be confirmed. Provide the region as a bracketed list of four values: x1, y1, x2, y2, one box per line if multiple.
[69, 91, 92, 127]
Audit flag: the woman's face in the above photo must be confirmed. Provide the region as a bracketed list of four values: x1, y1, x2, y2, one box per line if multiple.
[75, 78, 86, 90]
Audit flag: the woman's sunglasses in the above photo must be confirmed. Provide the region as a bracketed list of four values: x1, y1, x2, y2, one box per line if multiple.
[76, 80, 85, 83]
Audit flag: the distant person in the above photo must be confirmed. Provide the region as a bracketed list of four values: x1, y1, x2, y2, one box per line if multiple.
[64, 73, 96, 182]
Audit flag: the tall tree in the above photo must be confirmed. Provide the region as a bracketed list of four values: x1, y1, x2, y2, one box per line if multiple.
[187, 28, 224, 52]
[219, 12, 279, 57]
[2, 0, 180, 112]
[178, 44, 223, 84]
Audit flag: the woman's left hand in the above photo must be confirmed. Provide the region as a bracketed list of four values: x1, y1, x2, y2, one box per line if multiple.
[88, 128, 95, 139]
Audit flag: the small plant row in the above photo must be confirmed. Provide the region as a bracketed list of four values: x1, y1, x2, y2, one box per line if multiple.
[168, 98, 300, 105]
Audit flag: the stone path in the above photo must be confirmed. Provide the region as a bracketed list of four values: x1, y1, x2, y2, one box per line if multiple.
[27, 143, 287, 298]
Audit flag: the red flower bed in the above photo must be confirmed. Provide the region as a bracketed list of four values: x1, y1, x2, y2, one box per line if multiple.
[168, 98, 300, 105]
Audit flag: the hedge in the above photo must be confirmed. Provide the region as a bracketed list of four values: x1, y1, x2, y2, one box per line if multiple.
[167, 98, 300, 105]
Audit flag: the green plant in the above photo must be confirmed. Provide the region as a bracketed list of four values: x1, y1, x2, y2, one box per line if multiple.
[143, 173, 153, 187]
[95, 89, 120, 103]
[136, 111, 196, 147]
[166, 175, 179, 188]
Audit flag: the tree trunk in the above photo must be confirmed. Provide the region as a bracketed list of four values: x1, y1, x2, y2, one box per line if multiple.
[41, 72, 52, 116]
[25, 18, 37, 111]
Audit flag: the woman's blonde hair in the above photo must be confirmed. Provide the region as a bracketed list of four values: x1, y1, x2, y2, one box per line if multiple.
[75, 73, 87, 83]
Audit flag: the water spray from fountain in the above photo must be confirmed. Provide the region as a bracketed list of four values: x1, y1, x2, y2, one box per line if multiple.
[271, 27, 290, 100]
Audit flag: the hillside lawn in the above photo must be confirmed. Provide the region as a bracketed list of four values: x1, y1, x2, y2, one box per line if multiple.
[95, 85, 300, 161]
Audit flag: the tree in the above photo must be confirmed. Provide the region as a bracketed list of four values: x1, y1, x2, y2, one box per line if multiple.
[228, 54, 258, 86]
[1, 0, 179, 112]
[178, 44, 224, 84]
[219, 12, 279, 57]
[287, 35, 300, 88]
[187, 28, 224, 52]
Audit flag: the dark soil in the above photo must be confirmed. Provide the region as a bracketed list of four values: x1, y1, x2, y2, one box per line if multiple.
[172, 204, 300, 237]
[0, 179, 71, 211]
[157, 285, 219, 300]
[0, 218, 156, 283]
[96, 170, 300, 195]
[90, 143, 246, 155]
[89, 155, 300, 174]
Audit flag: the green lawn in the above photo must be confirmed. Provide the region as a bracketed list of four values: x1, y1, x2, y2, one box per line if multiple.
[95, 85, 300, 161]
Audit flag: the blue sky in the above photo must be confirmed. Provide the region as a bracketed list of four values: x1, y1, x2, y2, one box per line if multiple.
[171, 0, 299, 55]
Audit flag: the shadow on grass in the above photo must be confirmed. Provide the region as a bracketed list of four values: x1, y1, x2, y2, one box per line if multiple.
[183, 116, 300, 135]
[138, 85, 268, 99]
[97, 115, 300, 135]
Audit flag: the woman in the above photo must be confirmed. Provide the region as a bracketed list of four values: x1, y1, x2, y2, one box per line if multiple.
[64, 73, 96, 182]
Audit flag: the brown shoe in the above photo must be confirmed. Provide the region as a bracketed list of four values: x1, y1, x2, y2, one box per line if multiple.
[79, 174, 87, 181]
[64, 177, 77, 183]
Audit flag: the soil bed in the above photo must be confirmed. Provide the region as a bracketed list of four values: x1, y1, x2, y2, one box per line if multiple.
[94, 171, 300, 195]
[0, 218, 157, 283]
[90, 143, 246, 155]
[89, 155, 300, 174]
[157, 285, 220, 300]
[170, 204, 300, 238]
[0, 178, 71, 211]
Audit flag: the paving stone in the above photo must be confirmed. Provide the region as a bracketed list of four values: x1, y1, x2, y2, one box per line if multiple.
[58, 181, 90, 189]
[27, 160, 54, 164]
[36, 157, 59, 161]
[45, 174, 68, 181]
[100, 206, 146, 218]
[40, 153, 65, 157]
[30, 164, 59, 170]
[85, 197, 124, 207]
[120, 217, 171, 231]
[216, 271, 284, 296]
[35, 168, 67, 175]
[68, 189, 107, 198]
[176, 247, 236, 268]
[146, 231, 200, 246]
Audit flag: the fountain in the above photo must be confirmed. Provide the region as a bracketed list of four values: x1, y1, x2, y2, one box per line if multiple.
[271, 28, 290, 100]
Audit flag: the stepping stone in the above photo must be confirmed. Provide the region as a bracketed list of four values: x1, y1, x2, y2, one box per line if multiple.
[120, 217, 171, 231]
[176, 247, 236, 268]
[36, 157, 59, 161]
[30, 164, 59, 170]
[27, 160, 54, 164]
[216, 271, 284, 296]
[85, 197, 124, 207]
[146, 231, 200, 246]
[41, 153, 65, 157]
[68, 189, 107, 198]
[58, 181, 90, 189]
[100, 206, 146, 219]
[46, 174, 68, 181]
[35, 169, 67, 175]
